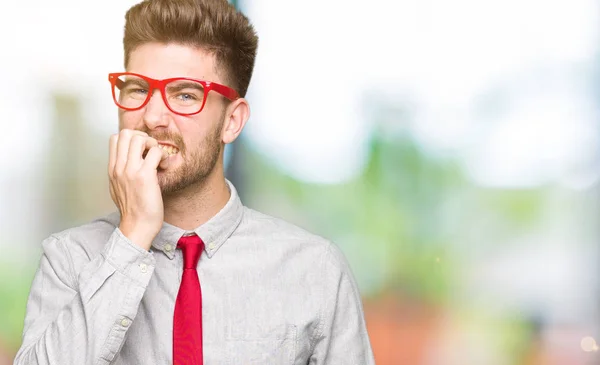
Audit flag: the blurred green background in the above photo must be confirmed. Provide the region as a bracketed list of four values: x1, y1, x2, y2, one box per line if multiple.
[2, 0, 600, 364]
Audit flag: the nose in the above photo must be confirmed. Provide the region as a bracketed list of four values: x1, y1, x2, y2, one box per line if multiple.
[143, 89, 169, 130]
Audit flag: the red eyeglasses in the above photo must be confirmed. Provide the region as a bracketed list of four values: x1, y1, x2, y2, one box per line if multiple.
[108, 72, 240, 116]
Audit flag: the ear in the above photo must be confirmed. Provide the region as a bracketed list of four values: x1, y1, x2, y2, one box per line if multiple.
[222, 98, 250, 144]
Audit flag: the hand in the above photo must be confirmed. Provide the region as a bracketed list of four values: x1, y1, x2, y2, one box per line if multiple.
[108, 129, 169, 250]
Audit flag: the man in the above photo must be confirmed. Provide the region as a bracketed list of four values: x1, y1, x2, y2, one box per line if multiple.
[14, 0, 375, 364]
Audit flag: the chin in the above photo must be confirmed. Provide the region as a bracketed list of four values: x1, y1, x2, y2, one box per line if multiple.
[159, 182, 184, 196]
[158, 171, 183, 194]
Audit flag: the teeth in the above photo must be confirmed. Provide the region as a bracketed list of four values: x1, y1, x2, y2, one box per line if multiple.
[158, 144, 179, 156]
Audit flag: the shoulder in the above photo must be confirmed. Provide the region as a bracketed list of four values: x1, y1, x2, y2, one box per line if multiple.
[240, 207, 330, 245]
[238, 207, 350, 271]
[42, 212, 120, 273]
[47, 211, 119, 248]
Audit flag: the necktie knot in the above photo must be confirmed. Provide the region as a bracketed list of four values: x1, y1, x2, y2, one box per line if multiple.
[177, 234, 204, 270]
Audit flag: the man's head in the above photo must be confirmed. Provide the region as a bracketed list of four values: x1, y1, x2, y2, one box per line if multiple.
[116, 0, 258, 195]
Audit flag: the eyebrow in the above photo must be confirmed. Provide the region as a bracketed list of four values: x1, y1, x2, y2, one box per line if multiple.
[117, 78, 148, 90]
[166, 82, 205, 93]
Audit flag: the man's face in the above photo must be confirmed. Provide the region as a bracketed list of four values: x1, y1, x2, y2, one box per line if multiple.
[120, 43, 227, 195]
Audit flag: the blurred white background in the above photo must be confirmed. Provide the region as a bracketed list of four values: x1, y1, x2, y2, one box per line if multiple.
[1, 0, 600, 364]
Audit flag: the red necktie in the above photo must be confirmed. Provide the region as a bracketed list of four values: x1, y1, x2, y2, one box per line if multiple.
[173, 234, 204, 365]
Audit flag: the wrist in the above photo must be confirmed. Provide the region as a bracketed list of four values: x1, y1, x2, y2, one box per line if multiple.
[119, 221, 159, 251]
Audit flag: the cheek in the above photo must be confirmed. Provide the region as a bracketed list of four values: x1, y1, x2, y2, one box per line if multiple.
[199, 106, 226, 136]
[180, 114, 218, 137]
[119, 110, 143, 129]
[181, 125, 219, 153]
[173, 116, 199, 149]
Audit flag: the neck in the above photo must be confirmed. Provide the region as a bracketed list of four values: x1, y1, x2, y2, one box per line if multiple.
[162, 168, 231, 231]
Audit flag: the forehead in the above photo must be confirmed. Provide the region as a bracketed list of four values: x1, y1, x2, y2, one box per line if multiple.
[127, 42, 221, 82]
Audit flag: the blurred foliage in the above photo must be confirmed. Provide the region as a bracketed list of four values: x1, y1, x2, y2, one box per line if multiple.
[242, 129, 553, 365]
[244, 128, 548, 307]
[0, 261, 36, 352]
[244, 132, 457, 302]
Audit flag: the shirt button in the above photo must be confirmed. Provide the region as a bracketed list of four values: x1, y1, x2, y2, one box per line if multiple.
[208, 242, 216, 250]
[164, 243, 173, 252]
[121, 318, 130, 327]
[139, 263, 148, 273]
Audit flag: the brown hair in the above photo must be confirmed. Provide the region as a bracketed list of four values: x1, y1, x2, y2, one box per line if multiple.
[123, 0, 258, 97]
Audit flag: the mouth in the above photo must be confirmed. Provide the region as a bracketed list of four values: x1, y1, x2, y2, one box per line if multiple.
[157, 143, 180, 156]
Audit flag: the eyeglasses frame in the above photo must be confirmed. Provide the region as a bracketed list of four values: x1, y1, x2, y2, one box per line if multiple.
[108, 72, 240, 116]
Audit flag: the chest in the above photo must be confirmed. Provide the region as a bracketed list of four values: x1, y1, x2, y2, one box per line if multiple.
[118, 257, 319, 364]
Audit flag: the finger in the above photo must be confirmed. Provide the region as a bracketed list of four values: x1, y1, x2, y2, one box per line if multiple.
[108, 134, 118, 176]
[108, 179, 117, 205]
[158, 150, 170, 170]
[125, 135, 158, 171]
[142, 137, 159, 159]
[115, 129, 148, 172]
[142, 146, 169, 171]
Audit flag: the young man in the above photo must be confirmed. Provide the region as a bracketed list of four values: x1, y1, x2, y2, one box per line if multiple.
[15, 0, 375, 364]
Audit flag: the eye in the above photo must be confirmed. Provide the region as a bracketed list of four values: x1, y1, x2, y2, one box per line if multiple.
[132, 88, 148, 95]
[177, 93, 197, 101]
[123, 87, 148, 96]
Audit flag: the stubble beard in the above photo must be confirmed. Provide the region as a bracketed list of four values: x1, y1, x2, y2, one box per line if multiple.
[152, 122, 223, 196]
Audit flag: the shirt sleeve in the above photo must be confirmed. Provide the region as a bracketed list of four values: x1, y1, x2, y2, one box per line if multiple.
[13, 228, 156, 365]
[309, 243, 376, 365]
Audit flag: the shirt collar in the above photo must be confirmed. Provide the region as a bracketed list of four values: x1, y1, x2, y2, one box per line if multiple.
[107, 179, 244, 260]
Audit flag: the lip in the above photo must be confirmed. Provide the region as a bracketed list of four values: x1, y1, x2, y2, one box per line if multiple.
[157, 141, 178, 149]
